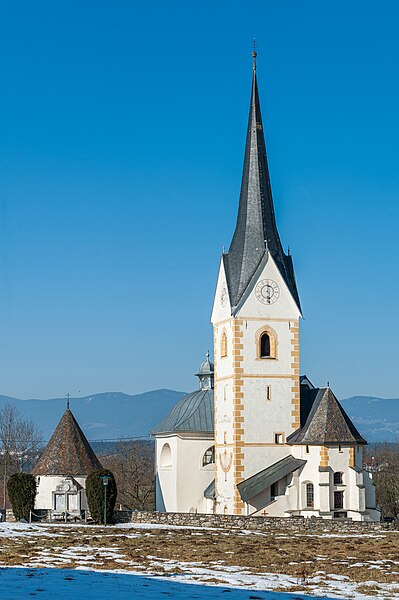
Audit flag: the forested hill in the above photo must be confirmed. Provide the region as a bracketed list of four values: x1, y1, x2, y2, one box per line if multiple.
[0, 390, 397, 443]
[0, 390, 185, 442]
[341, 396, 399, 443]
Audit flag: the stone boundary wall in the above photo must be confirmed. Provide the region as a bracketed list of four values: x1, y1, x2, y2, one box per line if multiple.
[113, 510, 398, 532]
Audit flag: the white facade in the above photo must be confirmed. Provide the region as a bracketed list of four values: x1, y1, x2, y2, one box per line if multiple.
[212, 253, 302, 515]
[155, 433, 214, 513]
[35, 475, 88, 514]
[154, 56, 380, 522]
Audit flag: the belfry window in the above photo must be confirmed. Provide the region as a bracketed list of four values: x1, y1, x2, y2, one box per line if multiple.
[306, 483, 314, 508]
[260, 333, 271, 358]
[221, 332, 228, 358]
[202, 446, 215, 467]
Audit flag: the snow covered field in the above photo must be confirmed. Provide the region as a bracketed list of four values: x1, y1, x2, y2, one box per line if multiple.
[0, 522, 398, 599]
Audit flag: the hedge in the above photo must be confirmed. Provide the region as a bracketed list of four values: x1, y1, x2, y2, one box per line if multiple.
[7, 473, 37, 521]
[86, 468, 117, 524]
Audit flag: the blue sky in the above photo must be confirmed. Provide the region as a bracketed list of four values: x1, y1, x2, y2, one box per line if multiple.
[0, 1, 398, 400]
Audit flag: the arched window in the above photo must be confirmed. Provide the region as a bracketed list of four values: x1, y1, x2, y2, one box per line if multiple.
[221, 331, 228, 358]
[306, 483, 314, 508]
[334, 472, 343, 485]
[260, 333, 271, 358]
[202, 446, 215, 467]
[257, 326, 277, 359]
[160, 443, 172, 468]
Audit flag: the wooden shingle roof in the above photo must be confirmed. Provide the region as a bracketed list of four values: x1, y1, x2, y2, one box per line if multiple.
[287, 387, 367, 446]
[32, 409, 102, 476]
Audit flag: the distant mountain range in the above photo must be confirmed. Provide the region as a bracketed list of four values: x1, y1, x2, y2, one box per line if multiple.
[0, 390, 185, 443]
[0, 390, 397, 443]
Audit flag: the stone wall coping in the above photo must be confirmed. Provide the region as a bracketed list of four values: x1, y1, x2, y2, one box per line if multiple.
[113, 510, 398, 531]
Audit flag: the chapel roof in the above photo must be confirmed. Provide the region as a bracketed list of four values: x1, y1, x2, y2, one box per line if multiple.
[287, 386, 367, 445]
[237, 455, 306, 503]
[153, 356, 214, 435]
[32, 409, 102, 476]
[152, 388, 214, 435]
[223, 53, 300, 312]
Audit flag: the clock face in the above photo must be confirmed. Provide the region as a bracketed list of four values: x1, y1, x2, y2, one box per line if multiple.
[220, 286, 227, 307]
[255, 279, 280, 305]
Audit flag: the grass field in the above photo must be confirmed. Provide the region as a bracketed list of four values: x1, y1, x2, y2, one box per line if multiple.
[0, 522, 398, 599]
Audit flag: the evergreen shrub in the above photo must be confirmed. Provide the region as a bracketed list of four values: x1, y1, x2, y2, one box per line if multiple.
[7, 473, 37, 521]
[86, 468, 117, 524]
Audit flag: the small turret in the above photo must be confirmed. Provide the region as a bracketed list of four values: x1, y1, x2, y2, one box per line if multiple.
[196, 351, 214, 390]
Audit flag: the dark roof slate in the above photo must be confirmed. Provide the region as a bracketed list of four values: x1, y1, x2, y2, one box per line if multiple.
[152, 389, 214, 435]
[237, 455, 306, 502]
[204, 479, 215, 500]
[223, 61, 300, 312]
[32, 409, 102, 476]
[287, 387, 367, 445]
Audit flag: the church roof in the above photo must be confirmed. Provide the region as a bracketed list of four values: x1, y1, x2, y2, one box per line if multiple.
[152, 389, 214, 435]
[223, 53, 300, 312]
[204, 479, 215, 500]
[32, 409, 102, 476]
[287, 387, 367, 445]
[237, 455, 306, 502]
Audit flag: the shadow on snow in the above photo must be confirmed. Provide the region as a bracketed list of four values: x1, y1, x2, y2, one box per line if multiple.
[0, 567, 343, 599]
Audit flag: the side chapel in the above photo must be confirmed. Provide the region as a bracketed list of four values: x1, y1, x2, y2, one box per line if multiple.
[32, 407, 102, 517]
[154, 52, 379, 521]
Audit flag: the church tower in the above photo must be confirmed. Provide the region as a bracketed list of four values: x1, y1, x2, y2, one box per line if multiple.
[211, 51, 302, 515]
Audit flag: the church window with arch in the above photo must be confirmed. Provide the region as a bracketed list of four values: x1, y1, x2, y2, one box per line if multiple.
[221, 331, 228, 358]
[202, 445, 215, 467]
[260, 332, 271, 357]
[160, 443, 172, 468]
[257, 326, 277, 359]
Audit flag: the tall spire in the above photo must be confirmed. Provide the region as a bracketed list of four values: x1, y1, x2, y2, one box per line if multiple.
[224, 51, 300, 311]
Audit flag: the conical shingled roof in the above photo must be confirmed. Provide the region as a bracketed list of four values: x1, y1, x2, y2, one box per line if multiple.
[32, 409, 102, 476]
[287, 387, 367, 445]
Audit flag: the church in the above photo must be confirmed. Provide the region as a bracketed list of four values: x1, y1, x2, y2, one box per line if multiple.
[154, 52, 379, 521]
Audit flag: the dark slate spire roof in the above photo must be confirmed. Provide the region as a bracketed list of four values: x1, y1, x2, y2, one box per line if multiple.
[32, 409, 102, 476]
[287, 387, 367, 445]
[224, 53, 300, 311]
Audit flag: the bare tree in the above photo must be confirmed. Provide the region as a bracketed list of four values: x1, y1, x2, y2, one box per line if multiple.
[364, 442, 399, 520]
[100, 441, 154, 511]
[0, 403, 43, 510]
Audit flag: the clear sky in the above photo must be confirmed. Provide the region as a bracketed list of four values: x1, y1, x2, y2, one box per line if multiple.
[0, 1, 398, 400]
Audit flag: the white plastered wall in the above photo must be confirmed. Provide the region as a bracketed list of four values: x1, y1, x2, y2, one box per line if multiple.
[155, 433, 215, 513]
[244, 444, 379, 521]
[212, 253, 301, 514]
[35, 475, 87, 510]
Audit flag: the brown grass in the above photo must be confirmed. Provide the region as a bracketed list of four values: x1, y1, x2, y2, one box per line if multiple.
[0, 523, 398, 589]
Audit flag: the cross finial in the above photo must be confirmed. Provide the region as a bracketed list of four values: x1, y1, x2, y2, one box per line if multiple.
[206, 350, 210, 360]
[66, 393, 70, 410]
[252, 38, 257, 69]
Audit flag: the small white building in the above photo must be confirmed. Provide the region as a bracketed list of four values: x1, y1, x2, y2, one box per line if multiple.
[154, 52, 380, 521]
[32, 407, 102, 517]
